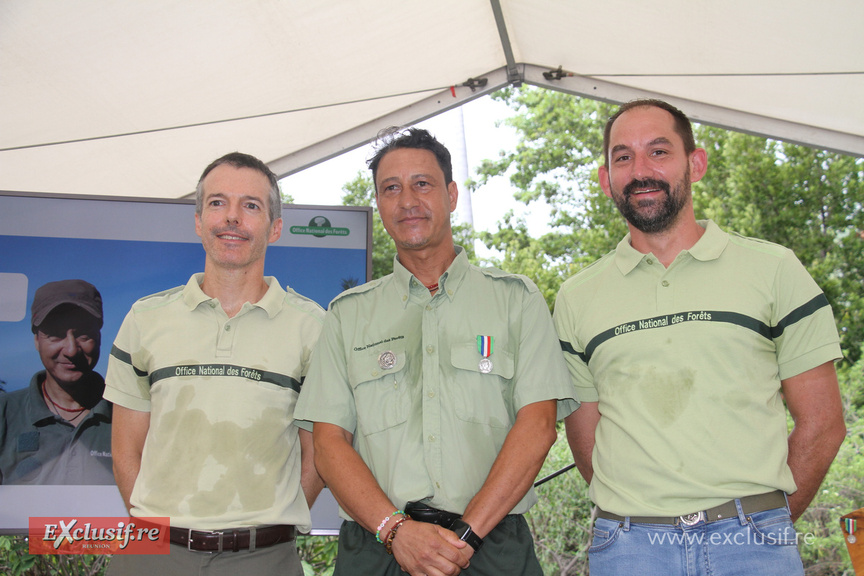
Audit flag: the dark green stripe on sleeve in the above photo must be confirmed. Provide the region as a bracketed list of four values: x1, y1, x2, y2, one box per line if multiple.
[110, 344, 149, 378]
[771, 294, 830, 339]
[560, 339, 588, 364]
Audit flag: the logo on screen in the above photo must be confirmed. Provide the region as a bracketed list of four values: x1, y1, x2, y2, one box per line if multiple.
[290, 216, 350, 238]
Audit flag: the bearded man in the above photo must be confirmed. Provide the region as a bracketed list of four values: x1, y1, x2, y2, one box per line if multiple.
[554, 99, 846, 576]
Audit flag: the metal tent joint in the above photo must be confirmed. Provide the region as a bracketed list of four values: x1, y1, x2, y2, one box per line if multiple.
[462, 77, 489, 92]
[543, 65, 575, 81]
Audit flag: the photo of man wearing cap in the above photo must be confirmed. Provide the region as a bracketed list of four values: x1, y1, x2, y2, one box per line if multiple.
[0, 279, 113, 485]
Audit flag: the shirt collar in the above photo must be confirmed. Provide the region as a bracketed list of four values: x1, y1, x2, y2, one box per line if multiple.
[182, 273, 285, 319]
[393, 246, 469, 308]
[615, 219, 728, 275]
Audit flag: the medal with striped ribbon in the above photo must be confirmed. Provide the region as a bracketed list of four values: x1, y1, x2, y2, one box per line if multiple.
[845, 517, 858, 544]
[477, 335, 493, 373]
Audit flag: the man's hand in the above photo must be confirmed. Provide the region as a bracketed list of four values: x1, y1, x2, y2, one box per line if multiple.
[390, 520, 471, 576]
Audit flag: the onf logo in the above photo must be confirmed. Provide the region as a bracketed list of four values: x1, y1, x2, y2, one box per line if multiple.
[29, 517, 170, 555]
[289, 216, 350, 238]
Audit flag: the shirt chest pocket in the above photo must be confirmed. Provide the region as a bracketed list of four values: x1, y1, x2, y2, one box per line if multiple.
[449, 342, 515, 428]
[348, 348, 412, 436]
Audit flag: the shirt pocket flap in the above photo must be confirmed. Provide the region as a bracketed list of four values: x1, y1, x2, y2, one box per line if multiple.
[450, 342, 515, 379]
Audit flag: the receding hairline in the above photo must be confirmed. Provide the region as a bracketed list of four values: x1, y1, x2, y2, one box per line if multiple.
[198, 165, 278, 213]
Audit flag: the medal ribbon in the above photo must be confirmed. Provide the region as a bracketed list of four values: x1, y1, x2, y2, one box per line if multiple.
[477, 335, 493, 357]
[845, 518, 858, 535]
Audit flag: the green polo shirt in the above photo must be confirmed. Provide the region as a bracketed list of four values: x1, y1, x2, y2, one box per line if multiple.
[554, 220, 841, 516]
[295, 247, 578, 520]
[105, 275, 323, 531]
[0, 371, 113, 485]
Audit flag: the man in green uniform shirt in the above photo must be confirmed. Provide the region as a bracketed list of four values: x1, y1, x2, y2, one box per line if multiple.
[555, 99, 847, 576]
[295, 128, 578, 576]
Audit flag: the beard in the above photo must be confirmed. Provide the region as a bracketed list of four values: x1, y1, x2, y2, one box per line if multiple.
[612, 173, 690, 234]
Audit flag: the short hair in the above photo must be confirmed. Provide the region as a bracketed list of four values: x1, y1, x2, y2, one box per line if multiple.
[196, 152, 282, 222]
[367, 127, 453, 191]
[603, 99, 696, 165]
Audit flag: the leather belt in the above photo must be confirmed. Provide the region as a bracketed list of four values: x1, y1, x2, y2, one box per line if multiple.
[169, 524, 295, 552]
[404, 502, 462, 529]
[596, 490, 787, 527]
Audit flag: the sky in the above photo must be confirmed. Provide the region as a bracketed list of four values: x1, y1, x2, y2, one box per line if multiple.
[279, 95, 553, 258]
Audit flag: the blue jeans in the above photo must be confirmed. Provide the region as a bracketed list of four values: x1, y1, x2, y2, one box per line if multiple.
[588, 505, 804, 576]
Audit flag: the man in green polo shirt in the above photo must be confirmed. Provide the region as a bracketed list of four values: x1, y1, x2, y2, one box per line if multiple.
[295, 127, 578, 575]
[554, 99, 846, 576]
[104, 152, 325, 576]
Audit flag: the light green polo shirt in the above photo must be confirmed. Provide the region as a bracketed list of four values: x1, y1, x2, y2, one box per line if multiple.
[554, 221, 841, 516]
[104, 274, 324, 531]
[295, 247, 578, 520]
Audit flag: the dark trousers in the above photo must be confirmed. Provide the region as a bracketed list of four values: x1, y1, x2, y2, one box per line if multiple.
[333, 515, 543, 576]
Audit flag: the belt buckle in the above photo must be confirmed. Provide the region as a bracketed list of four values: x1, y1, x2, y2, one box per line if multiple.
[189, 529, 223, 553]
[678, 511, 705, 527]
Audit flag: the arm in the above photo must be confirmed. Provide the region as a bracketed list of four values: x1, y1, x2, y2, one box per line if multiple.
[298, 428, 325, 508]
[461, 400, 558, 543]
[111, 404, 150, 514]
[782, 361, 846, 522]
[564, 401, 599, 484]
[313, 422, 469, 576]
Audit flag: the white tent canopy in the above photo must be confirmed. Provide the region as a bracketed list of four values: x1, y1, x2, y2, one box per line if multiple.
[2, 0, 862, 200]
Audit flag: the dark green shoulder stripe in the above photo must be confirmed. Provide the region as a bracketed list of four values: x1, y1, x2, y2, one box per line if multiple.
[149, 363, 302, 393]
[110, 345, 149, 377]
[771, 294, 830, 339]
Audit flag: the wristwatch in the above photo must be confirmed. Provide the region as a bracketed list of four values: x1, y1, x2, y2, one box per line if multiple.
[450, 519, 483, 551]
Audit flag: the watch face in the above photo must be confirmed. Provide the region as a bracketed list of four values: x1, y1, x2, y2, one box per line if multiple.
[451, 520, 470, 537]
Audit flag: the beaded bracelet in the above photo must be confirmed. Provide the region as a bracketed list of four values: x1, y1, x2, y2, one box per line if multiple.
[385, 517, 409, 555]
[375, 510, 406, 544]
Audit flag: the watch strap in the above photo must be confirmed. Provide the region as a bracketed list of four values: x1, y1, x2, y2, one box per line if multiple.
[450, 519, 483, 551]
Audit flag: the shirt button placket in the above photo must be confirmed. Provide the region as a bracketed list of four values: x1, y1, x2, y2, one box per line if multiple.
[421, 299, 442, 491]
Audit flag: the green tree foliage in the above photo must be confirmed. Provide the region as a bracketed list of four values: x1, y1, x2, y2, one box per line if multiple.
[297, 534, 338, 576]
[0, 536, 109, 576]
[469, 90, 626, 307]
[527, 431, 591, 575]
[475, 87, 864, 363]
